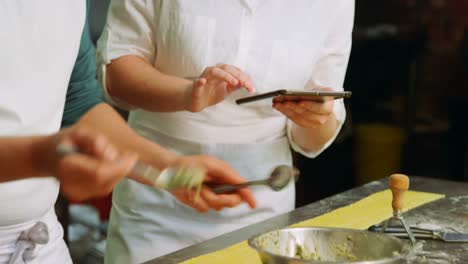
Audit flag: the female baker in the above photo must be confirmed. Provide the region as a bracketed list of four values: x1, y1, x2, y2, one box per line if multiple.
[97, 0, 354, 262]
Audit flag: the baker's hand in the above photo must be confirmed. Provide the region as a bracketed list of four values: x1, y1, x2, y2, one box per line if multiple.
[273, 89, 335, 128]
[186, 64, 255, 112]
[47, 125, 137, 202]
[169, 155, 257, 213]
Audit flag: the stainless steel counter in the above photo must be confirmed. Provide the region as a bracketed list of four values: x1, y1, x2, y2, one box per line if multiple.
[146, 177, 468, 263]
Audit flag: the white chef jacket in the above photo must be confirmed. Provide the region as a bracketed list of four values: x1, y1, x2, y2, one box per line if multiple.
[0, 1, 85, 262]
[97, 0, 353, 158]
[98, 1, 354, 262]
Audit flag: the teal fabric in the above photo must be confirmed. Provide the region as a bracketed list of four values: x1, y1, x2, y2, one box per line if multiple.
[61, 0, 103, 128]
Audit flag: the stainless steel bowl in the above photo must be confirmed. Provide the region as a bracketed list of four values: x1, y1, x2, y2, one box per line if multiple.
[248, 227, 410, 264]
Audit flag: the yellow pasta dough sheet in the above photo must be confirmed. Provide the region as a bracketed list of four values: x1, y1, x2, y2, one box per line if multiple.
[182, 190, 445, 264]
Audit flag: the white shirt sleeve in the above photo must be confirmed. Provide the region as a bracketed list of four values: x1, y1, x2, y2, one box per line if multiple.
[287, 0, 355, 158]
[96, 0, 160, 109]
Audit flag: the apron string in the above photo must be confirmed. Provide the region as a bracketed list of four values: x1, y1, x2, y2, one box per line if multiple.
[7, 222, 49, 264]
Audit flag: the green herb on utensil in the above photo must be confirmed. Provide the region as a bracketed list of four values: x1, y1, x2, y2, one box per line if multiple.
[165, 167, 205, 201]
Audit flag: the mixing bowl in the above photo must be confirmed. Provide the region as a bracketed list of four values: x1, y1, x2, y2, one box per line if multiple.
[248, 227, 410, 264]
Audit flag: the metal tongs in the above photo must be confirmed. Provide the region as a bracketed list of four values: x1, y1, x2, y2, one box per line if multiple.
[379, 174, 417, 245]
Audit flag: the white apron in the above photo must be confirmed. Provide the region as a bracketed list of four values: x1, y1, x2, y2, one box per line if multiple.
[105, 125, 295, 264]
[0, 209, 71, 264]
[0, 1, 85, 263]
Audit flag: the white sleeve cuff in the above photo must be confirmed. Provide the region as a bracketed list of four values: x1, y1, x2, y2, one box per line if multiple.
[287, 98, 346, 158]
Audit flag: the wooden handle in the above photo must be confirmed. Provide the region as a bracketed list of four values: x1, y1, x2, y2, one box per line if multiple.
[389, 174, 410, 212]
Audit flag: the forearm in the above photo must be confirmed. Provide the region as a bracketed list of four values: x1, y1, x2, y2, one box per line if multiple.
[78, 103, 177, 168]
[291, 114, 339, 153]
[106, 55, 192, 112]
[0, 135, 56, 182]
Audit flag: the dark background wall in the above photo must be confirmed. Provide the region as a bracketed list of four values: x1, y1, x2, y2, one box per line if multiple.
[296, 0, 468, 206]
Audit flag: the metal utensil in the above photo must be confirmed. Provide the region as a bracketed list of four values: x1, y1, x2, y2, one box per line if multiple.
[380, 174, 417, 245]
[248, 227, 410, 264]
[56, 144, 205, 190]
[210, 165, 299, 194]
[369, 225, 468, 243]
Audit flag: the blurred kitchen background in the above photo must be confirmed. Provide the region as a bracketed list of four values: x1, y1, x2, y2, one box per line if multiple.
[63, 0, 468, 262]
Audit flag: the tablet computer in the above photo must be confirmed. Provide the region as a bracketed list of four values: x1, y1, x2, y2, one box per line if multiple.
[236, 89, 352, 105]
